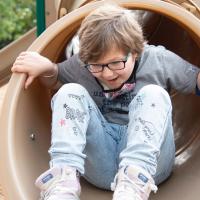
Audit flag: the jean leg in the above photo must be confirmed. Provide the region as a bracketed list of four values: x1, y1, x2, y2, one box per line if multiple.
[83, 121, 119, 189]
[49, 83, 91, 173]
[119, 85, 175, 183]
[154, 120, 175, 184]
[49, 83, 118, 189]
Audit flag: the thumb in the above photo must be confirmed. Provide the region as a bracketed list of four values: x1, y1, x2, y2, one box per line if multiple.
[24, 76, 35, 90]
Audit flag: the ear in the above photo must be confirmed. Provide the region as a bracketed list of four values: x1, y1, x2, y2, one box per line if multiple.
[131, 52, 138, 60]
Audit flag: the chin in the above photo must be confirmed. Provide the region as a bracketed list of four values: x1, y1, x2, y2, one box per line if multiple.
[108, 83, 122, 90]
[102, 79, 123, 90]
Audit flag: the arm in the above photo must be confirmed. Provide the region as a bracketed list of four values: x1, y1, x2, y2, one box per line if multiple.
[39, 63, 62, 89]
[159, 47, 200, 94]
[11, 51, 61, 89]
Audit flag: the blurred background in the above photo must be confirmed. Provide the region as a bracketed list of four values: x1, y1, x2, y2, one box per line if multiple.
[0, 0, 36, 49]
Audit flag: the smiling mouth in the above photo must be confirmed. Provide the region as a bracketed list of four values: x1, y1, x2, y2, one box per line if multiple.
[108, 77, 118, 82]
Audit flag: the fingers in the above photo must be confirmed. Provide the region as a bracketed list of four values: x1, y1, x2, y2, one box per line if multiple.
[11, 51, 41, 89]
[11, 51, 34, 73]
[11, 60, 27, 73]
[19, 51, 28, 56]
[18, 51, 35, 57]
[25, 76, 34, 90]
[12, 54, 24, 72]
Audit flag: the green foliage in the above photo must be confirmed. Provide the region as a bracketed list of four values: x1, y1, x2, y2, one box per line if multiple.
[0, 0, 36, 49]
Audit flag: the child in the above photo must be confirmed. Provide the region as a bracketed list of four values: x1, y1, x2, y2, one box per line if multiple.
[12, 4, 200, 200]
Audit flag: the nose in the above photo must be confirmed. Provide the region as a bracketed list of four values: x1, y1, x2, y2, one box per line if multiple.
[101, 66, 114, 79]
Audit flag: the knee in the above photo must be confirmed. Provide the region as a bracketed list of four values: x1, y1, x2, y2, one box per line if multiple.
[56, 83, 88, 96]
[130, 84, 172, 108]
[140, 84, 170, 101]
[140, 84, 168, 96]
[51, 83, 89, 108]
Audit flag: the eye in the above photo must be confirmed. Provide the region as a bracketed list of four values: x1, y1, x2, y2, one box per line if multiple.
[90, 64, 102, 69]
[109, 61, 124, 69]
[109, 61, 122, 66]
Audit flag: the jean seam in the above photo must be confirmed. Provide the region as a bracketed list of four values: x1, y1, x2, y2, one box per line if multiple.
[158, 105, 172, 145]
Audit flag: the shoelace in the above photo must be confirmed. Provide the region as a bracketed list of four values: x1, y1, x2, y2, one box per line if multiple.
[111, 172, 157, 200]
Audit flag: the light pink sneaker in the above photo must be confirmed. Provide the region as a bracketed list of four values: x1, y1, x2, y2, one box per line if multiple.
[111, 166, 157, 200]
[35, 166, 81, 200]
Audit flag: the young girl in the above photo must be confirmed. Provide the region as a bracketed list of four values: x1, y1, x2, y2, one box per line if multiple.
[12, 4, 200, 200]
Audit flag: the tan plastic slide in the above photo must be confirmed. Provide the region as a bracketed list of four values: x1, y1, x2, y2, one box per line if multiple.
[0, 1, 88, 199]
[1, 0, 200, 199]
[0, 1, 90, 199]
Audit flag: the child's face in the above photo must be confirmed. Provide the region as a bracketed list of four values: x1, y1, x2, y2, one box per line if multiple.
[88, 49, 137, 89]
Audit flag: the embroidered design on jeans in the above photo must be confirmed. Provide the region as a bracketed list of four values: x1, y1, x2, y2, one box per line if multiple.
[63, 104, 86, 123]
[151, 103, 156, 108]
[135, 125, 140, 131]
[138, 117, 155, 140]
[68, 94, 85, 100]
[143, 126, 154, 140]
[132, 95, 144, 111]
[59, 119, 66, 127]
[136, 95, 143, 106]
[72, 127, 79, 136]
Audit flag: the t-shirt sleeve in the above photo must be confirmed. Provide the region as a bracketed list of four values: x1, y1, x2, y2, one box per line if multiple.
[161, 48, 200, 94]
[57, 54, 83, 83]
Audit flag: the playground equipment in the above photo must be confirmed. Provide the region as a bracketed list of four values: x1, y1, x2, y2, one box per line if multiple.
[0, 0, 89, 114]
[0, 0, 94, 89]
[1, 0, 200, 199]
[0, 1, 87, 199]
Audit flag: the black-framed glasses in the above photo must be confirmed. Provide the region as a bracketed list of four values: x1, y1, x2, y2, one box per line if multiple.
[85, 53, 131, 73]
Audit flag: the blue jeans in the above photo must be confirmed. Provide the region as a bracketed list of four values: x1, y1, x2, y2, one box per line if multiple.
[49, 83, 175, 190]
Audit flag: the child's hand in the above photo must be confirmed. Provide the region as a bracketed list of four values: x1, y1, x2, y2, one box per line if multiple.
[11, 51, 56, 89]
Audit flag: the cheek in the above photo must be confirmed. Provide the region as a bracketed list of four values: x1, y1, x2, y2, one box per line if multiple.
[91, 73, 101, 79]
[120, 66, 132, 78]
[125, 61, 135, 75]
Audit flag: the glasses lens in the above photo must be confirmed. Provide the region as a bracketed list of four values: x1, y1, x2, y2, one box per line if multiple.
[86, 53, 130, 73]
[88, 64, 102, 73]
[108, 61, 125, 70]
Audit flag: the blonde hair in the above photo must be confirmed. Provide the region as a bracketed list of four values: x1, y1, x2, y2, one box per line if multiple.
[78, 4, 145, 63]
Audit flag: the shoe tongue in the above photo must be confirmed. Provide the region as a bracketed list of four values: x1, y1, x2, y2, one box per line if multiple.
[35, 167, 61, 190]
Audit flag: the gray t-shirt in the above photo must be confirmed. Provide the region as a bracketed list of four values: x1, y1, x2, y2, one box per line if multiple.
[58, 44, 200, 125]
